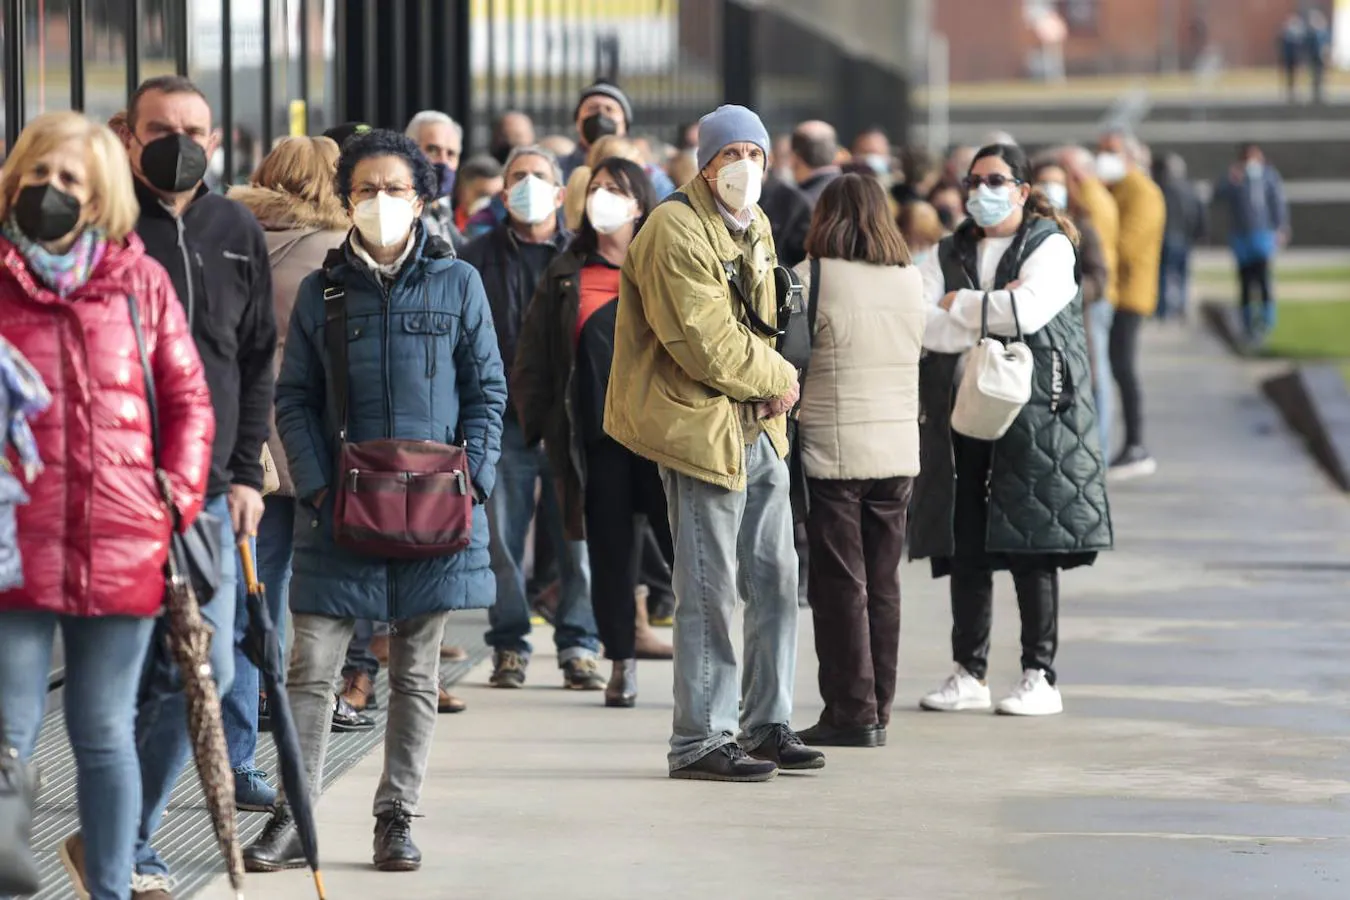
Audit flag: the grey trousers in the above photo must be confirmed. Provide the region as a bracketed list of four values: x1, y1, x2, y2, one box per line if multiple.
[285, 610, 449, 815]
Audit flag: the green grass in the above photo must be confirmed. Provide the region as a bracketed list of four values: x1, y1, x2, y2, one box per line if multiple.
[1194, 265, 1350, 286]
[1264, 300, 1350, 361]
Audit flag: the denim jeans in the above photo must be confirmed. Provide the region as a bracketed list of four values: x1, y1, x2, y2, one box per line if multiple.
[133, 493, 238, 878]
[659, 433, 799, 770]
[485, 418, 598, 662]
[0, 613, 155, 900]
[1157, 237, 1191, 321]
[1087, 299, 1115, 458]
[224, 495, 294, 774]
[285, 611, 449, 815]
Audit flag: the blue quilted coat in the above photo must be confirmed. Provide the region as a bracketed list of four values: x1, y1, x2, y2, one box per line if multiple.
[0, 337, 51, 591]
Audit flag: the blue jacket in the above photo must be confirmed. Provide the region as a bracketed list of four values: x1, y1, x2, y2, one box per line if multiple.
[1214, 165, 1289, 263]
[276, 228, 508, 621]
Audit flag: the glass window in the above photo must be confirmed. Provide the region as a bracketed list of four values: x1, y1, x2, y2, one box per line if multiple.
[84, 0, 129, 125]
[24, 0, 73, 119]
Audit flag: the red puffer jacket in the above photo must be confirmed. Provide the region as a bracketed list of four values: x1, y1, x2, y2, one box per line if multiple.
[0, 232, 215, 618]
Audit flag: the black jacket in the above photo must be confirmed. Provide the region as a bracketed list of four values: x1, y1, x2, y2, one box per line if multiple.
[134, 179, 277, 496]
[760, 176, 812, 268]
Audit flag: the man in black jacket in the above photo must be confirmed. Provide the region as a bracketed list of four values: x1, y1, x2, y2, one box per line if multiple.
[460, 146, 603, 692]
[116, 75, 276, 900]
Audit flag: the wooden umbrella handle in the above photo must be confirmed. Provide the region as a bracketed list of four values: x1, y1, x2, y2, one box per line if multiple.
[236, 537, 262, 594]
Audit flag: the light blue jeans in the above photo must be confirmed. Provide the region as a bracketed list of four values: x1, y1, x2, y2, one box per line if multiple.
[133, 493, 238, 878]
[485, 417, 598, 663]
[0, 613, 155, 900]
[1088, 299, 1115, 458]
[660, 433, 799, 771]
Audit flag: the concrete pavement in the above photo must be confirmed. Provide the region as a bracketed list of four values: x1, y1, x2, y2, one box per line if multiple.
[200, 323, 1350, 900]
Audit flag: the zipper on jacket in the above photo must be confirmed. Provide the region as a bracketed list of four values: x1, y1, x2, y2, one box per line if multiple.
[175, 217, 196, 330]
[381, 280, 394, 437]
[423, 283, 437, 379]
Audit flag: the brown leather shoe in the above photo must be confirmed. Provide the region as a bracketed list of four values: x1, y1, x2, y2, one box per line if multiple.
[440, 644, 467, 662]
[634, 587, 673, 660]
[438, 687, 467, 713]
[369, 634, 390, 666]
[341, 671, 378, 712]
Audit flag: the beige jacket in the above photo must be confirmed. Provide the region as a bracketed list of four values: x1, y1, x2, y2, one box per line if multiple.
[794, 257, 926, 481]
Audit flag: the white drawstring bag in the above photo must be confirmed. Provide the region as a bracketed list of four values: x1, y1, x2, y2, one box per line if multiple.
[951, 292, 1033, 441]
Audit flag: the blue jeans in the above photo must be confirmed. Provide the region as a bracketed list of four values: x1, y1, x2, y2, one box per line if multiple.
[659, 434, 799, 770]
[133, 493, 238, 878]
[224, 495, 294, 773]
[1087, 299, 1115, 458]
[0, 613, 154, 900]
[1157, 237, 1191, 320]
[485, 418, 598, 662]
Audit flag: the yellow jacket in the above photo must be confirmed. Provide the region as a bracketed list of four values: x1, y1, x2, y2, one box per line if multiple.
[604, 175, 797, 490]
[1076, 176, 1119, 304]
[1108, 169, 1166, 316]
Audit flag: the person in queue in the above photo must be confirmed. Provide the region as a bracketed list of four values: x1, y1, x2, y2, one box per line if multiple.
[558, 80, 676, 196]
[243, 129, 506, 873]
[513, 157, 670, 709]
[462, 146, 606, 691]
[490, 110, 537, 165]
[0, 111, 214, 900]
[912, 143, 1112, 718]
[789, 120, 842, 206]
[605, 104, 825, 781]
[406, 110, 467, 251]
[110, 75, 277, 900]
[791, 174, 925, 748]
[897, 200, 945, 267]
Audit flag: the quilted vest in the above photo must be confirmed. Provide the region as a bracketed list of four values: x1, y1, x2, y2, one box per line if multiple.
[909, 217, 1113, 558]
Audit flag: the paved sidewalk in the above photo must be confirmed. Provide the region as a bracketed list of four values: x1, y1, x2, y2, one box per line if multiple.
[200, 323, 1350, 900]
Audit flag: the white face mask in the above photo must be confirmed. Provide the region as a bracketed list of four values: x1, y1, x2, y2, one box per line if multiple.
[353, 192, 418, 248]
[507, 174, 559, 225]
[715, 158, 763, 213]
[1095, 152, 1128, 185]
[586, 188, 637, 235]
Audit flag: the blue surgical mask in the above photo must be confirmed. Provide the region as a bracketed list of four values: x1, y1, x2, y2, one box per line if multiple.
[433, 162, 456, 199]
[1245, 160, 1264, 180]
[1037, 181, 1069, 211]
[911, 249, 932, 267]
[967, 183, 1017, 228]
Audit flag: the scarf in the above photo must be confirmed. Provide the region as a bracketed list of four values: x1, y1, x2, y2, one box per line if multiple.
[350, 228, 417, 284]
[3, 218, 107, 298]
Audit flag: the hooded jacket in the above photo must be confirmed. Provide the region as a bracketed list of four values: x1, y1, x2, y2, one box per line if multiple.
[227, 183, 351, 496]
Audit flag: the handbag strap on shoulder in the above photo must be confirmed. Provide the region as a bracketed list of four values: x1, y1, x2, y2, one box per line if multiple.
[126, 295, 180, 516]
[322, 275, 350, 442]
[979, 290, 1026, 343]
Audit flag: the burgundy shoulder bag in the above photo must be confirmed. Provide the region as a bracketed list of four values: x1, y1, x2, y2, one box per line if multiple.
[323, 278, 474, 559]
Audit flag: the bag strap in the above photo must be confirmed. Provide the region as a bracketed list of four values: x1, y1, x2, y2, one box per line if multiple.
[126, 295, 162, 470]
[808, 257, 821, 336]
[978, 290, 1025, 343]
[322, 274, 350, 442]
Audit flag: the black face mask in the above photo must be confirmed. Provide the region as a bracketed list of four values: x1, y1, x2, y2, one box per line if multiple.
[581, 113, 619, 146]
[14, 184, 82, 243]
[138, 133, 208, 193]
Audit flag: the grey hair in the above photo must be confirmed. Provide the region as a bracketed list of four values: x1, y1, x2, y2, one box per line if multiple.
[503, 144, 564, 186]
[405, 110, 463, 143]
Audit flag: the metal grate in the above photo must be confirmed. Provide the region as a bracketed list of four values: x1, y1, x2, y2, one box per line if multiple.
[26, 613, 489, 899]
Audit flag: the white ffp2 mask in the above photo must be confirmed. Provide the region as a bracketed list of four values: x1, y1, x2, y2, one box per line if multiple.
[586, 188, 637, 234]
[507, 175, 559, 225]
[353, 193, 418, 248]
[715, 159, 764, 213]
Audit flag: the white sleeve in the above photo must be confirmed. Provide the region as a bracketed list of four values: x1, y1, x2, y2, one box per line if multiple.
[920, 246, 980, 353]
[947, 233, 1078, 337]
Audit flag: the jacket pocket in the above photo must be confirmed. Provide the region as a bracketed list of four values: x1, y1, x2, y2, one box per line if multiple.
[402, 312, 455, 378]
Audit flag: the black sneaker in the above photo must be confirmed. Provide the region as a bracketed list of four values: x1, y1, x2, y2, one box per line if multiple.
[331, 694, 376, 733]
[797, 720, 885, 748]
[670, 743, 778, 782]
[746, 724, 827, 770]
[1107, 445, 1157, 482]
[374, 801, 422, 872]
[243, 805, 306, 872]
[489, 650, 528, 688]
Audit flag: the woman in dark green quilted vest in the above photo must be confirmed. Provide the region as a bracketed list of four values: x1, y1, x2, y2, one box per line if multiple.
[909, 143, 1112, 718]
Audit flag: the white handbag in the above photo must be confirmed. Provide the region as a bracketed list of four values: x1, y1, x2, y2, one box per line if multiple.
[951, 292, 1033, 441]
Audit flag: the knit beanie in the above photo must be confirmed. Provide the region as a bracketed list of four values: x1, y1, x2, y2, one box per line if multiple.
[696, 105, 770, 172]
[574, 81, 634, 126]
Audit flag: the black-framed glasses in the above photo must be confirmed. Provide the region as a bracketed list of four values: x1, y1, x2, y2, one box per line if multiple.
[963, 174, 1023, 190]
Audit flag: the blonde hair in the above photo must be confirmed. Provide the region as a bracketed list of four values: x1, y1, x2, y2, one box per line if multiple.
[564, 137, 647, 229]
[251, 136, 341, 206]
[585, 135, 643, 169]
[0, 111, 138, 241]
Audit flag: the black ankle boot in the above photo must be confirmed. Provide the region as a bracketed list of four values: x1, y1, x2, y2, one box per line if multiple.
[373, 801, 422, 871]
[243, 804, 306, 872]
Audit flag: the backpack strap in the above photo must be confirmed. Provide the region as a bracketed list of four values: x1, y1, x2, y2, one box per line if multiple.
[321, 272, 350, 443]
[807, 257, 821, 336]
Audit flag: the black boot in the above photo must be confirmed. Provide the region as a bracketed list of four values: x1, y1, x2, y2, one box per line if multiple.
[745, 724, 827, 770]
[374, 801, 422, 872]
[797, 720, 885, 748]
[243, 805, 306, 872]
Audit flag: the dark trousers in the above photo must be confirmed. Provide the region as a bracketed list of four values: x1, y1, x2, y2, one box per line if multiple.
[1109, 308, 1145, 450]
[583, 437, 674, 661]
[639, 521, 674, 602]
[951, 563, 1059, 685]
[805, 476, 913, 729]
[1238, 257, 1275, 337]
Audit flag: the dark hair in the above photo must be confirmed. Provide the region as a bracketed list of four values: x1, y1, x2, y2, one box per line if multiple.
[791, 128, 837, 170]
[804, 173, 911, 266]
[128, 75, 209, 130]
[571, 157, 657, 257]
[1238, 142, 1261, 159]
[458, 154, 503, 183]
[322, 121, 372, 148]
[970, 143, 1079, 244]
[675, 121, 699, 150]
[335, 129, 439, 207]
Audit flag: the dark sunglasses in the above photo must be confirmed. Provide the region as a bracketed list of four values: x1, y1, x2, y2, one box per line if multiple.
[963, 174, 1023, 190]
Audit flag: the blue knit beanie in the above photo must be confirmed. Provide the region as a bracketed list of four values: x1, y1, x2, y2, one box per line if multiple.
[696, 105, 770, 173]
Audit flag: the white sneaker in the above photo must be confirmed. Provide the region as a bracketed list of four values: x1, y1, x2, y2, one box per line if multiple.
[919, 665, 992, 711]
[995, 669, 1063, 716]
[131, 872, 174, 897]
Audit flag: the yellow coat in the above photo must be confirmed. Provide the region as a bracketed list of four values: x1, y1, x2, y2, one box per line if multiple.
[604, 175, 797, 491]
[1076, 176, 1119, 305]
[1108, 169, 1166, 316]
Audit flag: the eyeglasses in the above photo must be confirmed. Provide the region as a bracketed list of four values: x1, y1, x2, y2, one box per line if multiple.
[963, 174, 1022, 190]
[352, 184, 417, 201]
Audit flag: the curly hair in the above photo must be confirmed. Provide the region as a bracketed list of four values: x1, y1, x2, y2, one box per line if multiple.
[334, 128, 438, 206]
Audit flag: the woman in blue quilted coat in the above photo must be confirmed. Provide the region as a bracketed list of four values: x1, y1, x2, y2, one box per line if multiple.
[245, 130, 506, 873]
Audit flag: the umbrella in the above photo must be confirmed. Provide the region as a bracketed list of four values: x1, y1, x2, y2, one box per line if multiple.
[237, 538, 328, 900]
[158, 475, 244, 899]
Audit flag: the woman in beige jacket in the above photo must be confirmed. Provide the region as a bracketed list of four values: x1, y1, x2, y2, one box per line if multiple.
[794, 174, 927, 749]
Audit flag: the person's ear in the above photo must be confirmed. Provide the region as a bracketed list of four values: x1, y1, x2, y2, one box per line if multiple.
[411, 197, 425, 219]
[206, 128, 223, 158]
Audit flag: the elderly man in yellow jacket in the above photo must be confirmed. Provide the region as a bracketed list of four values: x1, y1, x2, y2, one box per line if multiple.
[1096, 130, 1165, 480]
[605, 105, 826, 782]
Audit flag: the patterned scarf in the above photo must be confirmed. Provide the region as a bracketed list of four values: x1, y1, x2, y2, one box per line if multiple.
[3, 218, 107, 298]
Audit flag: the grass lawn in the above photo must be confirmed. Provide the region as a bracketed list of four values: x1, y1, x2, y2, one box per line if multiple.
[1263, 300, 1350, 365]
[1194, 265, 1350, 287]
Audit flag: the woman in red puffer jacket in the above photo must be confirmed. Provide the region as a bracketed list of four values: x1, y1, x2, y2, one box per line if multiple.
[0, 111, 214, 900]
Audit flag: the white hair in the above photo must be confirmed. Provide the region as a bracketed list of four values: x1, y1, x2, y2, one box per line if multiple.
[405, 110, 463, 143]
[503, 144, 564, 186]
